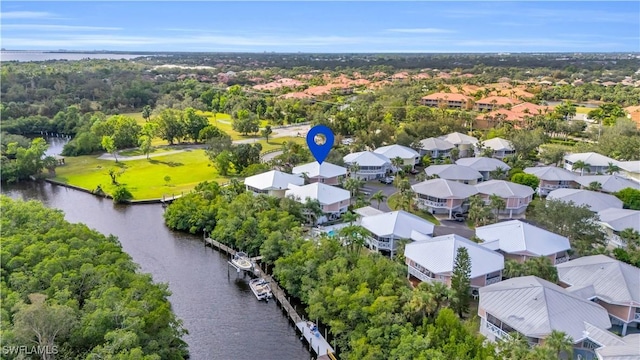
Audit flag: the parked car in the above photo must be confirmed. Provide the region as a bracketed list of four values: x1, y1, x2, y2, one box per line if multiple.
[452, 212, 466, 222]
[379, 177, 393, 185]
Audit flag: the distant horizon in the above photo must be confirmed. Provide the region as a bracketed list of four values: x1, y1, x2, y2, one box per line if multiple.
[1, 2, 638, 53]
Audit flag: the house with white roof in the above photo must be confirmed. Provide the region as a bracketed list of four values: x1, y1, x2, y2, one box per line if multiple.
[418, 137, 455, 159]
[557, 255, 640, 336]
[360, 210, 435, 257]
[244, 170, 304, 198]
[439, 132, 479, 158]
[564, 152, 619, 175]
[594, 332, 640, 360]
[404, 234, 504, 288]
[353, 206, 384, 224]
[573, 174, 640, 194]
[292, 161, 347, 186]
[617, 160, 640, 183]
[476, 220, 571, 264]
[478, 276, 612, 347]
[285, 183, 351, 224]
[547, 188, 623, 213]
[456, 157, 511, 181]
[597, 208, 640, 248]
[477, 137, 515, 159]
[412, 178, 478, 218]
[524, 166, 578, 196]
[474, 180, 535, 217]
[373, 144, 420, 170]
[343, 151, 391, 180]
[425, 164, 483, 184]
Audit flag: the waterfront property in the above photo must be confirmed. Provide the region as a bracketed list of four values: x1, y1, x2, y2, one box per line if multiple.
[292, 161, 347, 185]
[404, 234, 504, 288]
[244, 170, 304, 198]
[343, 151, 391, 180]
[285, 182, 351, 224]
[556, 255, 640, 336]
[373, 144, 420, 170]
[478, 276, 612, 349]
[424, 164, 484, 184]
[524, 166, 578, 196]
[456, 157, 511, 181]
[475, 220, 571, 264]
[597, 208, 640, 248]
[564, 152, 619, 175]
[547, 188, 623, 213]
[417, 137, 455, 158]
[360, 210, 435, 257]
[474, 180, 534, 217]
[412, 178, 478, 218]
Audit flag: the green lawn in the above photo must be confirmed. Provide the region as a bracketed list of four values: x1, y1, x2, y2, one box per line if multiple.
[576, 106, 592, 115]
[387, 192, 441, 225]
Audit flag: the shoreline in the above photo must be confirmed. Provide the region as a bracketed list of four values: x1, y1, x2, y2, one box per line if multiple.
[44, 178, 182, 204]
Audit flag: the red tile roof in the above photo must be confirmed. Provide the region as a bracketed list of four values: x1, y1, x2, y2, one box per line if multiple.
[422, 92, 470, 102]
[475, 96, 516, 106]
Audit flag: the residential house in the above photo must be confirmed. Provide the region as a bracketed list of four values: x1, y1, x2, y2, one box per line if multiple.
[405, 234, 504, 288]
[557, 255, 640, 336]
[617, 161, 640, 183]
[524, 166, 578, 196]
[425, 164, 484, 184]
[292, 162, 347, 185]
[479, 276, 612, 348]
[420, 92, 472, 110]
[417, 137, 455, 159]
[353, 206, 384, 224]
[594, 332, 640, 360]
[547, 188, 623, 213]
[439, 132, 479, 157]
[412, 178, 478, 218]
[244, 170, 304, 198]
[476, 220, 571, 264]
[361, 210, 435, 257]
[573, 174, 640, 194]
[474, 180, 535, 217]
[373, 144, 421, 170]
[473, 96, 516, 112]
[343, 151, 391, 180]
[597, 208, 640, 248]
[564, 152, 619, 175]
[285, 183, 351, 224]
[456, 157, 511, 181]
[478, 137, 515, 159]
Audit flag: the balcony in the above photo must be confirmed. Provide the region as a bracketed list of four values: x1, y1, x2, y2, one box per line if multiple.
[416, 199, 449, 208]
[367, 237, 392, 250]
[408, 265, 444, 284]
[555, 255, 569, 264]
[486, 276, 502, 285]
[483, 318, 511, 341]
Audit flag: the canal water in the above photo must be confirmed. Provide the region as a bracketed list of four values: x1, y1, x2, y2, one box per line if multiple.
[2, 137, 310, 360]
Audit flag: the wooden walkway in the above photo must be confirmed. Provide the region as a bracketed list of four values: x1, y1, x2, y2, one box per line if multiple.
[204, 237, 336, 359]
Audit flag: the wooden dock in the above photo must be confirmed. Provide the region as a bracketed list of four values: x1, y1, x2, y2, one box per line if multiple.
[204, 236, 337, 359]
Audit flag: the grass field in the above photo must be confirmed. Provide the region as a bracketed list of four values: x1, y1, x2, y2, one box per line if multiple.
[575, 106, 593, 115]
[387, 192, 441, 225]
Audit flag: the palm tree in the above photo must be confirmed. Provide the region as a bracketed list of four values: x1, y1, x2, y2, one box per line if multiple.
[344, 177, 364, 198]
[371, 190, 387, 209]
[348, 163, 360, 179]
[489, 194, 506, 219]
[587, 181, 603, 191]
[342, 211, 359, 225]
[468, 195, 492, 225]
[571, 160, 591, 176]
[543, 330, 574, 360]
[489, 166, 508, 180]
[606, 162, 621, 175]
[399, 189, 414, 212]
[302, 198, 323, 227]
[391, 156, 404, 173]
[497, 332, 530, 360]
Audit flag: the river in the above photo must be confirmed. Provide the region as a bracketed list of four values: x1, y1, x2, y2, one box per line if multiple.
[2, 137, 310, 360]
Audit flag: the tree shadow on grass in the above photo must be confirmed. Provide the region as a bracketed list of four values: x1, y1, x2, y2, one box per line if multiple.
[148, 159, 184, 167]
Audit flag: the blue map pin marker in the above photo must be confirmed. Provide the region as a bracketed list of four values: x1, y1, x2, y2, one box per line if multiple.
[306, 125, 334, 164]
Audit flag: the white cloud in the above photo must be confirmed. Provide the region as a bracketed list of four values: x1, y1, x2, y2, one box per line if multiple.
[0, 11, 56, 19]
[2, 24, 122, 31]
[386, 28, 455, 34]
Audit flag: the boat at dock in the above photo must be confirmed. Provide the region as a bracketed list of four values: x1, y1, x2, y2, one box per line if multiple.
[249, 278, 273, 301]
[230, 251, 253, 272]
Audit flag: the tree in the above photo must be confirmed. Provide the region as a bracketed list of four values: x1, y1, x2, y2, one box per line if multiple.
[341, 211, 359, 225]
[142, 105, 152, 121]
[182, 107, 209, 142]
[371, 190, 387, 209]
[510, 172, 539, 191]
[111, 185, 133, 203]
[612, 228, 640, 267]
[232, 109, 259, 135]
[155, 108, 185, 145]
[508, 128, 546, 160]
[571, 160, 591, 176]
[301, 198, 323, 226]
[344, 177, 364, 198]
[101, 135, 118, 162]
[138, 135, 152, 159]
[553, 101, 577, 120]
[489, 194, 506, 218]
[615, 188, 640, 210]
[451, 247, 471, 318]
[503, 257, 558, 282]
[588, 103, 626, 126]
[606, 162, 621, 175]
[468, 195, 492, 226]
[489, 166, 508, 180]
[587, 181, 602, 191]
[164, 175, 171, 186]
[261, 125, 273, 143]
[214, 150, 233, 176]
[391, 156, 404, 173]
[543, 330, 573, 360]
[42, 155, 57, 175]
[231, 143, 262, 173]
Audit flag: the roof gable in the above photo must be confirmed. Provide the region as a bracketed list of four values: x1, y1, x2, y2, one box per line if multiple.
[285, 183, 350, 205]
[244, 170, 304, 190]
[456, 157, 511, 172]
[361, 210, 435, 239]
[476, 220, 570, 256]
[292, 162, 347, 178]
[343, 151, 390, 166]
[425, 164, 483, 181]
[412, 178, 478, 198]
[419, 137, 455, 151]
[547, 189, 623, 212]
[373, 144, 419, 159]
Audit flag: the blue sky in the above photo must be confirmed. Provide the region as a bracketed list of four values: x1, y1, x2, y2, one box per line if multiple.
[1, 1, 639, 53]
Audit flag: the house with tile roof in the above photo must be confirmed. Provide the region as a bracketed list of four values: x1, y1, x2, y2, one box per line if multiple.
[343, 151, 391, 180]
[425, 164, 484, 184]
[524, 166, 578, 196]
[244, 170, 304, 198]
[473, 96, 517, 112]
[573, 174, 640, 194]
[556, 255, 640, 336]
[361, 210, 435, 257]
[373, 144, 420, 170]
[477, 137, 515, 159]
[285, 183, 350, 224]
[292, 162, 347, 186]
[412, 178, 478, 218]
[474, 180, 535, 217]
[405, 234, 504, 288]
[478, 276, 612, 347]
[564, 152, 619, 175]
[420, 92, 472, 110]
[456, 157, 511, 181]
[476, 220, 571, 264]
[597, 208, 640, 248]
[418, 137, 455, 158]
[547, 188, 623, 213]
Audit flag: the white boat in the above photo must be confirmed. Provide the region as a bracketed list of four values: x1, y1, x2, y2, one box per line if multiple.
[249, 278, 273, 301]
[230, 252, 253, 271]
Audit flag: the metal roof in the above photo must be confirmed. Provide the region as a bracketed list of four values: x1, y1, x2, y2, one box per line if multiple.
[573, 174, 640, 193]
[564, 152, 618, 167]
[292, 162, 347, 179]
[474, 180, 535, 198]
[598, 208, 640, 232]
[547, 188, 623, 212]
[425, 164, 483, 181]
[456, 157, 511, 172]
[419, 137, 455, 151]
[244, 170, 304, 190]
[373, 144, 420, 160]
[361, 210, 434, 239]
[285, 183, 350, 206]
[404, 234, 504, 278]
[476, 220, 570, 256]
[412, 178, 479, 199]
[438, 132, 479, 145]
[556, 255, 640, 306]
[482, 137, 514, 152]
[524, 166, 577, 181]
[479, 276, 611, 340]
[343, 151, 390, 167]
[595, 333, 640, 360]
